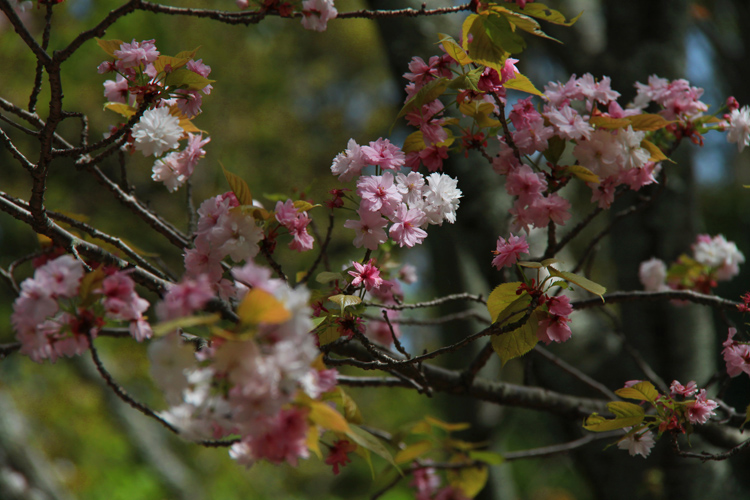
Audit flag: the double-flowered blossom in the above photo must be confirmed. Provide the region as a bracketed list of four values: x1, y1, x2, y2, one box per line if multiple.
[274, 200, 314, 252]
[348, 259, 383, 291]
[131, 106, 183, 157]
[722, 328, 750, 378]
[300, 0, 337, 32]
[491, 233, 529, 269]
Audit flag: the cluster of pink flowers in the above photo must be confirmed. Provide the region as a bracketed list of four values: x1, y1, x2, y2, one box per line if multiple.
[410, 463, 470, 500]
[11, 255, 152, 363]
[274, 200, 314, 252]
[184, 192, 264, 298]
[235, 0, 336, 31]
[98, 39, 212, 192]
[331, 148, 462, 249]
[149, 261, 338, 467]
[722, 328, 750, 378]
[491, 233, 529, 269]
[639, 234, 745, 293]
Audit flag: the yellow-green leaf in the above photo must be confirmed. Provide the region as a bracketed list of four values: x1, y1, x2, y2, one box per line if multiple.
[590, 115, 631, 129]
[459, 100, 502, 128]
[395, 440, 433, 464]
[742, 403, 750, 430]
[78, 267, 107, 308]
[424, 416, 471, 432]
[293, 200, 318, 212]
[152, 313, 221, 337]
[329, 294, 362, 314]
[345, 424, 400, 473]
[505, 3, 582, 26]
[641, 139, 670, 162]
[493, 6, 560, 42]
[178, 117, 202, 134]
[583, 402, 645, 432]
[307, 425, 322, 459]
[468, 450, 505, 466]
[308, 400, 351, 433]
[491, 310, 540, 365]
[164, 68, 214, 91]
[96, 38, 124, 57]
[462, 15, 508, 73]
[104, 102, 136, 118]
[547, 266, 606, 300]
[628, 113, 673, 131]
[316, 272, 345, 284]
[503, 73, 543, 96]
[447, 459, 488, 498]
[237, 288, 291, 325]
[540, 258, 561, 267]
[403, 130, 427, 153]
[221, 164, 253, 206]
[318, 324, 340, 346]
[174, 47, 201, 60]
[565, 164, 600, 184]
[439, 34, 473, 66]
[615, 381, 660, 403]
[517, 261, 543, 268]
[397, 77, 449, 119]
[486, 282, 523, 323]
[328, 387, 363, 425]
[153, 55, 191, 74]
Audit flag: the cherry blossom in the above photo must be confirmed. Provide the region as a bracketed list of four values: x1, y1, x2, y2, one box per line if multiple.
[131, 107, 184, 157]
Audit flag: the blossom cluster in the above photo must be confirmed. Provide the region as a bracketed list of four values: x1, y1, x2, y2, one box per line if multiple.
[331, 139, 462, 249]
[639, 233, 745, 293]
[11, 255, 152, 363]
[150, 261, 338, 467]
[235, 0, 337, 32]
[722, 327, 750, 378]
[98, 39, 212, 192]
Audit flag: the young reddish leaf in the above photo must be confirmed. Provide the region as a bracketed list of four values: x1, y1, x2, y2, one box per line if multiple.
[447, 458, 488, 498]
[78, 267, 107, 308]
[491, 309, 540, 365]
[615, 381, 660, 403]
[308, 400, 351, 433]
[221, 165, 254, 206]
[503, 73, 543, 96]
[565, 164, 600, 184]
[583, 402, 645, 432]
[237, 288, 291, 325]
[486, 282, 523, 323]
[394, 440, 433, 464]
[96, 38, 124, 57]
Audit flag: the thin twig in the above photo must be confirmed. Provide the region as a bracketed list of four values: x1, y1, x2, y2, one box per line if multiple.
[533, 345, 618, 400]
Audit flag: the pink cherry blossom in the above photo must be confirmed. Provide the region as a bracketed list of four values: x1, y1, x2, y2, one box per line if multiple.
[685, 389, 718, 424]
[343, 208, 389, 250]
[669, 380, 698, 397]
[331, 139, 367, 182]
[360, 138, 406, 171]
[491, 233, 529, 269]
[348, 259, 383, 291]
[389, 204, 428, 248]
[156, 275, 215, 321]
[617, 428, 655, 458]
[357, 172, 401, 216]
[113, 39, 160, 68]
[505, 165, 547, 205]
[300, 0, 337, 32]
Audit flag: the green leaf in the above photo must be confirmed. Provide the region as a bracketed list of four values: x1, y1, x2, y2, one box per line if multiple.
[459, 100, 502, 128]
[293, 200, 318, 212]
[153, 55, 190, 74]
[318, 324, 340, 346]
[329, 294, 362, 314]
[325, 387, 363, 425]
[547, 266, 606, 300]
[516, 261, 543, 269]
[503, 73, 543, 96]
[152, 313, 221, 337]
[583, 402, 645, 432]
[483, 12, 526, 54]
[486, 282, 523, 323]
[615, 381, 660, 403]
[493, 6, 560, 42]
[403, 130, 427, 153]
[345, 424, 401, 473]
[174, 47, 200, 60]
[394, 440, 433, 464]
[565, 164, 600, 184]
[491, 310, 540, 365]
[468, 450, 505, 466]
[505, 3, 582, 26]
[316, 272, 345, 284]
[543, 135, 566, 164]
[628, 113, 673, 131]
[447, 459, 488, 498]
[221, 164, 253, 206]
[397, 77, 449, 119]
[462, 15, 508, 72]
[164, 68, 214, 91]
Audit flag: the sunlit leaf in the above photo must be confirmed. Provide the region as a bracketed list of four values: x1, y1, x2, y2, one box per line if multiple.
[486, 282, 523, 323]
[394, 440, 433, 464]
[221, 164, 253, 206]
[505, 3, 582, 26]
[403, 130, 427, 153]
[104, 102, 136, 118]
[459, 100, 502, 128]
[615, 381, 660, 403]
[293, 200, 318, 212]
[439, 33, 473, 66]
[462, 15, 507, 73]
[503, 73, 543, 96]
[641, 139, 670, 162]
[178, 117, 202, 134]
[153, 55, 191, 74]
[483, 12, 526, 54]
[493, 6, 560, 42]
[237, 288, 291, 325]
[307, 425, 322, 459]
[96, 38, 124, 57]
[308, 400, 351, 433]
[583, 402, 645, 431]
[447, 458, 488, 498]
[491, 310, 540, 365]
[590, 115, 631, 129]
